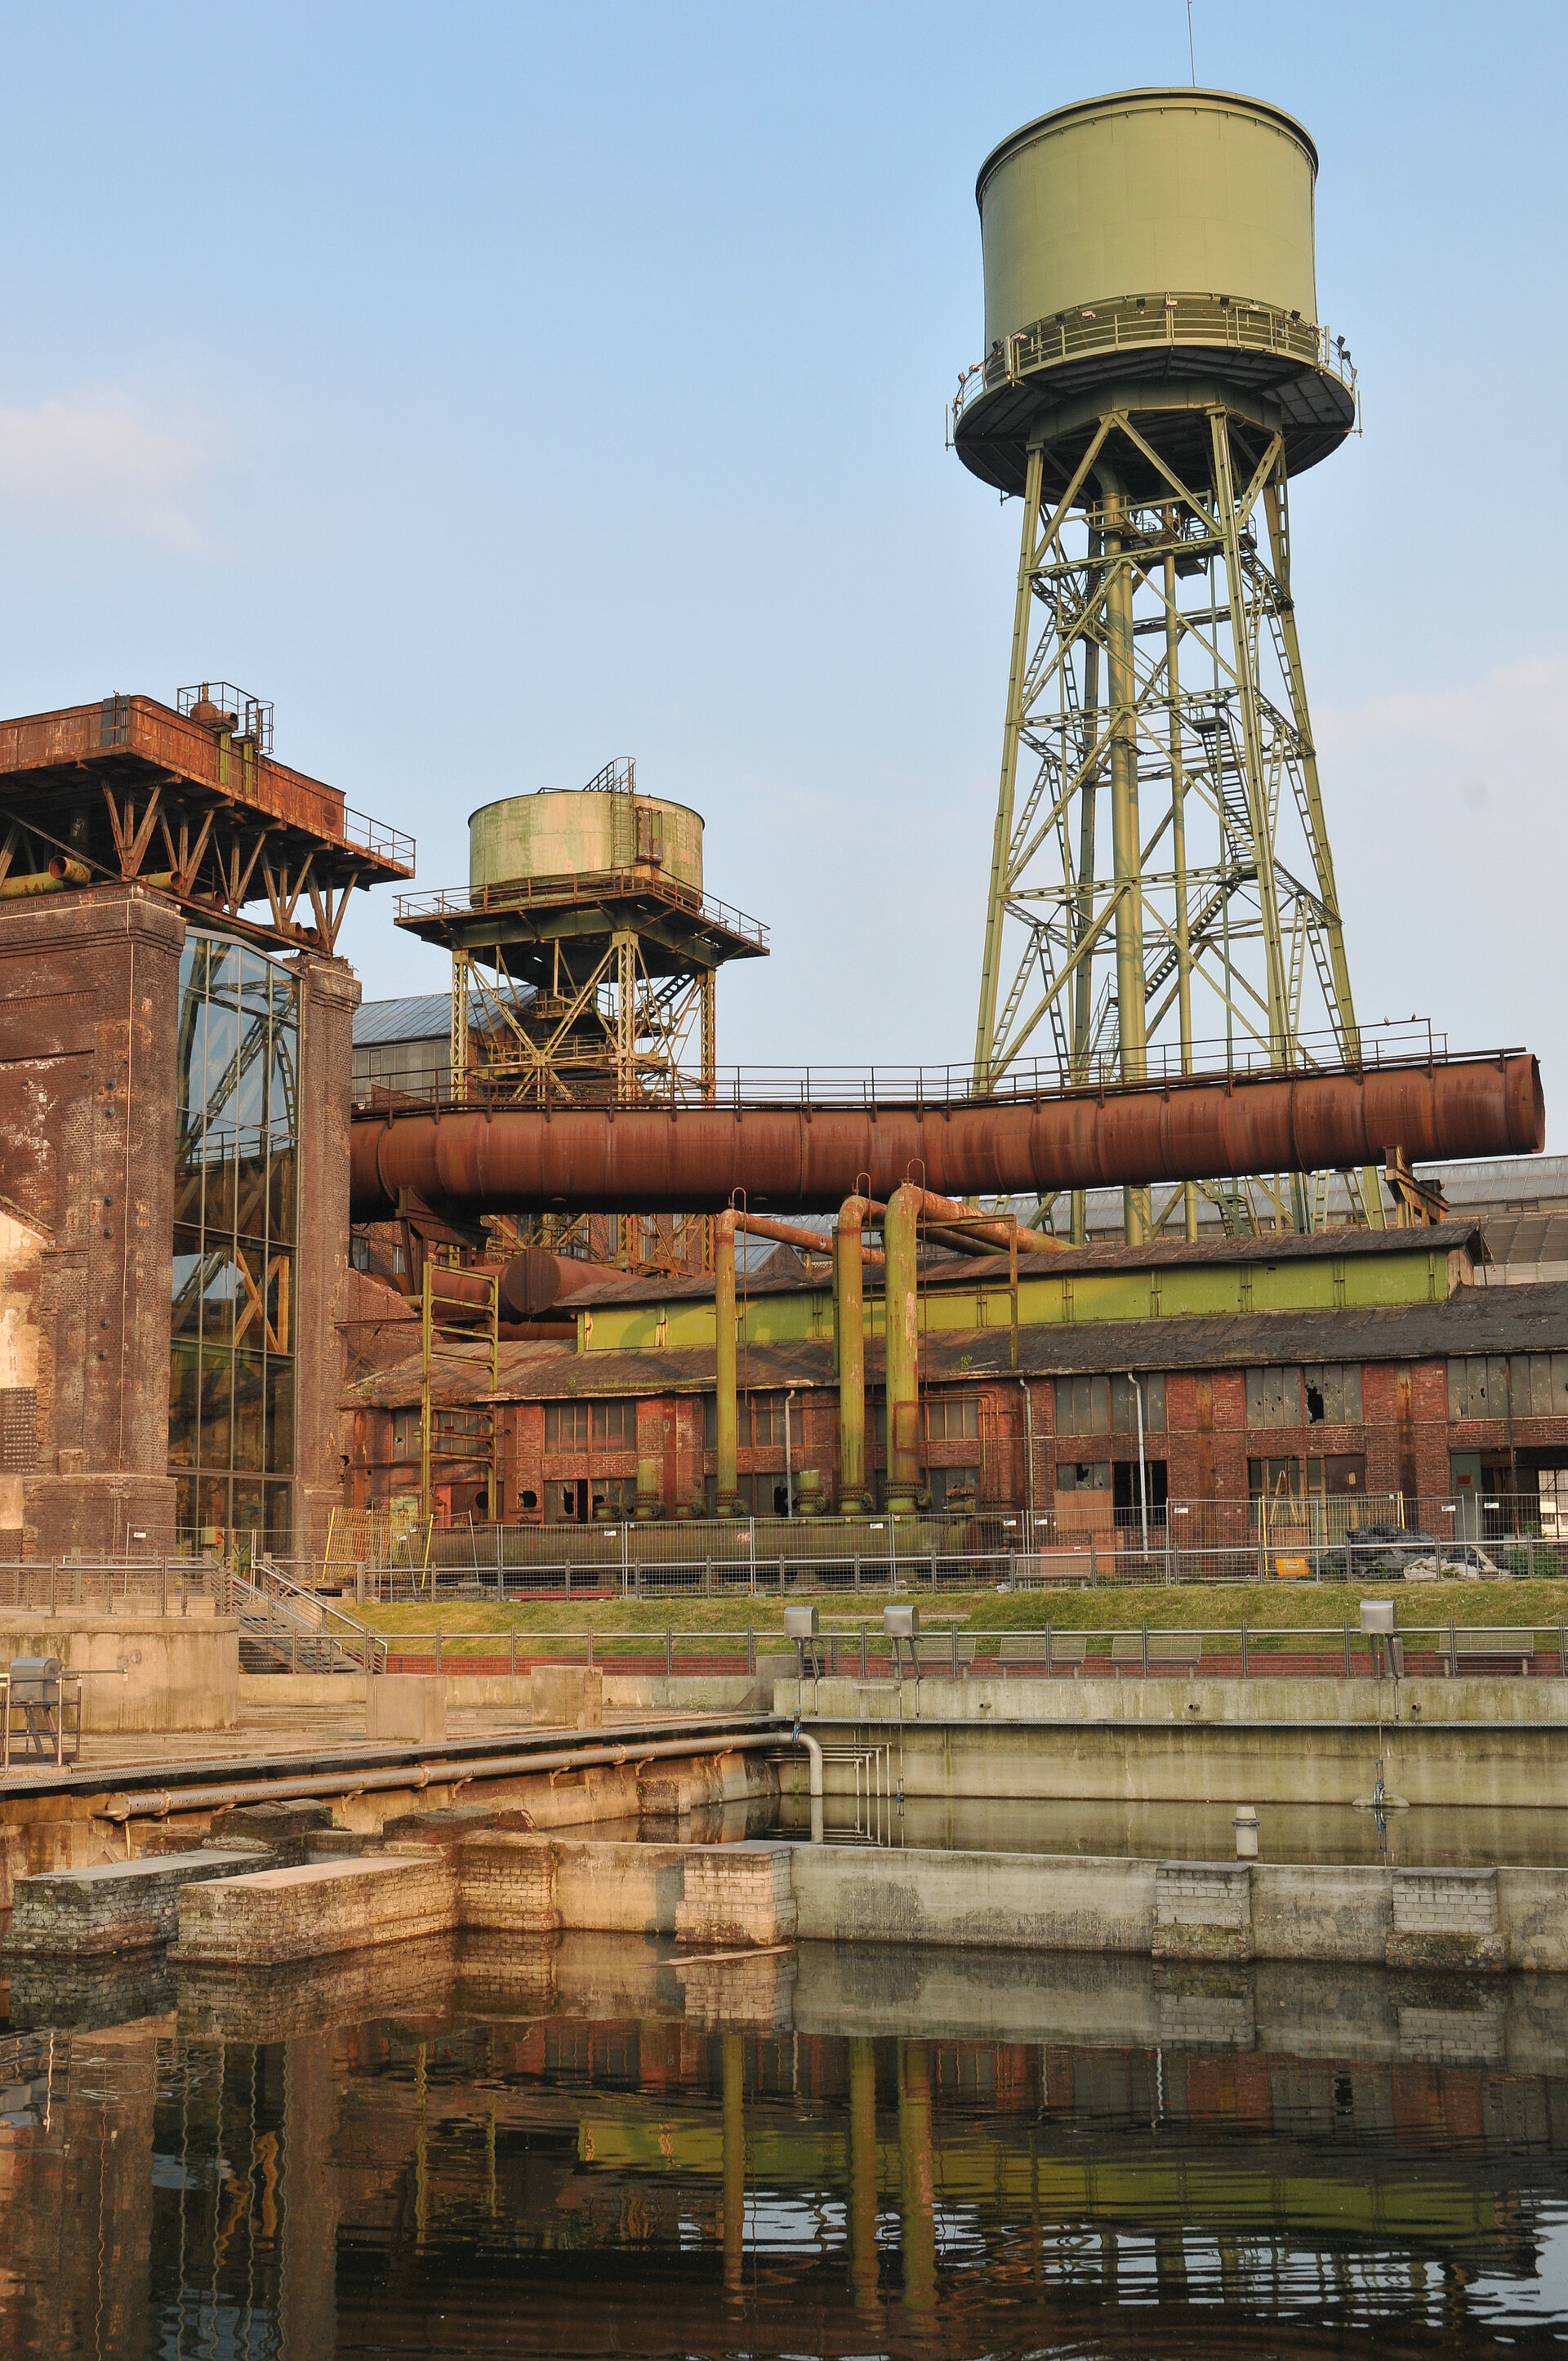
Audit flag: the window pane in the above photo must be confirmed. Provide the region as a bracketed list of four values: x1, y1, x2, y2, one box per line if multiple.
[232, 1352, 264, 1472]
[265, 1252, 292, 1354]
[232, 1481, 265, 1543]
[263, 1479, 292, 1552]
[265, 1359, 295, 1475]
[268, 1147, 297, 1247]
[1246, 1370, 1264, 1426]
[167, 1344, 198, 1467]
[174, 1472, 198, 1536]
[200, 1346, 232, 1468]
[1341, 1365, 1362, 1422]
[198, 1473, 229, 1539]
[1146, 1373, 1165, 1432]
[172, 1229, 203, 1335]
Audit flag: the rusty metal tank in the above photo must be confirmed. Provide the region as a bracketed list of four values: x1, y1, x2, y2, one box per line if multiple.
[956, 88, 1356, 497]
[469, 784, 704, 897]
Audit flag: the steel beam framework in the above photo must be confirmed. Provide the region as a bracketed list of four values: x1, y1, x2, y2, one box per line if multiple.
[973, 404, 1382, 1243]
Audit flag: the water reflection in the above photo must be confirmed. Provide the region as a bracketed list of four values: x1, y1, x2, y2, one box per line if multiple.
[2, 1938, 1566, 2356]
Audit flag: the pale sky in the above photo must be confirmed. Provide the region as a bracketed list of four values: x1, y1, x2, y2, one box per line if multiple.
[1, 3, 1562, 1134]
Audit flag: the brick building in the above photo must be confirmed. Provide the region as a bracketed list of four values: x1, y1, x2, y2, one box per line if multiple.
[341, 1223, 1568, 1541]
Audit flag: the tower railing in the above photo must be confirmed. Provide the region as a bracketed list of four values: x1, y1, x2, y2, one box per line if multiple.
[951, 289, 1357, 432]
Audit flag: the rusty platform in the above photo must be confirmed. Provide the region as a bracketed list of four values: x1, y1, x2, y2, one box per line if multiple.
[0, 691, 415, 952]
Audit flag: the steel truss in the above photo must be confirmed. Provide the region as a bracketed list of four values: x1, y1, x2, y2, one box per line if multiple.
[973, 404, 1383, 1241]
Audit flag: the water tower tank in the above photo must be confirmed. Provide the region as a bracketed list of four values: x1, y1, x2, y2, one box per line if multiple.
[955, 88, 1356, 500]
[469, 787, 705, 898]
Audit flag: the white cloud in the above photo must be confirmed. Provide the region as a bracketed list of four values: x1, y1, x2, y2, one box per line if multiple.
[0, 394, 215, 555]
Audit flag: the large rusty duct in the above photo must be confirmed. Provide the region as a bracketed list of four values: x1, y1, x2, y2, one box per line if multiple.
[350, 1051, 1544, 1221]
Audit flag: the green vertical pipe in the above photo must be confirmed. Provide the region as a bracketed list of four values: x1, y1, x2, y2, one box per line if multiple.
[849, 2036, 880, 2312]
[884, 1187, 920, 1510]
[835, 1196, 869, 1511]
[715, 1212, 738, 1514]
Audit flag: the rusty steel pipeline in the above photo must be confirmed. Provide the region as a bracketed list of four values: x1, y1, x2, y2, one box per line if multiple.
[349, 1053, 1544, 1220]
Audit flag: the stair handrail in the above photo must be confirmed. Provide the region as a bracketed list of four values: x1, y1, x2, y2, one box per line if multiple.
[243, 1556, 388, 1673]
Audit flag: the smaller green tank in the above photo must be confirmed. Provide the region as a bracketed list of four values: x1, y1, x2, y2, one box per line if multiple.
[469, 786, 705, 897]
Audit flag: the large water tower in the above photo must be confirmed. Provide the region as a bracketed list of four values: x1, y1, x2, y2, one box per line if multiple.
[954, 89, 1374, 1242]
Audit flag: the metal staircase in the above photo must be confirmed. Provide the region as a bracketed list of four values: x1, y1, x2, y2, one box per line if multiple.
[228, 1557, 387, 1676]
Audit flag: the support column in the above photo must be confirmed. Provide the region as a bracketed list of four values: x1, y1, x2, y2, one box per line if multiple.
[1100, 466, 1150, 1245]
[293, 953, 363, 1557]
[714, 1212, 738, 1515]
[974, 443, 1045, 1088]
[834, 1196, 869, 1512]
[1163, 515, 1199, 1244]
[884, 1187, 920, 1511]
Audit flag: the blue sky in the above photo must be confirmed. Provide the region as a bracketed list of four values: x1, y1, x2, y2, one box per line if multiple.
[1, 3, 1562, 1129]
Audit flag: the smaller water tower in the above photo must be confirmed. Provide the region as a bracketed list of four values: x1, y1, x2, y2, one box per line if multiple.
[394, 757, 768, 1262]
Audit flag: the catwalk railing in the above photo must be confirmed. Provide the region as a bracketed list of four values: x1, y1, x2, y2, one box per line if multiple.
[375, 1619, 1568, 1682]
[351, 1019, 1458, 1117]
[333, 1502, 1567, 1601]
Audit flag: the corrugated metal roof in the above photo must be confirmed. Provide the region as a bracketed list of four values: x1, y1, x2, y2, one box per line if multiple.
[343, 1280, 1568, 1408]
[353, 983, 539, 1049]
[353, 994, 454, 1047]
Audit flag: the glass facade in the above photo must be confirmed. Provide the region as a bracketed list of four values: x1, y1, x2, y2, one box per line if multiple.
[168, 938, 299, 1549]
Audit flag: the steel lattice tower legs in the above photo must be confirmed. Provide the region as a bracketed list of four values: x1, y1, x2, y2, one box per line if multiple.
[972, 403, 1383, 1242]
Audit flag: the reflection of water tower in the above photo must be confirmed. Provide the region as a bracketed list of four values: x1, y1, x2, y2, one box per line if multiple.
[956, 90, 1378, 1244]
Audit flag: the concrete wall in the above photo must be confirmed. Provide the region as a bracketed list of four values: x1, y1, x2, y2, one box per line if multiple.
[234, 1668, 772, 1714]
[0, 1612, 238, 1730]
[292, 955, 360, 1557]
[0, 887, 185, 1557]
[784, 1675, 1568, 1809]
[789, 1846, 1568, 1973]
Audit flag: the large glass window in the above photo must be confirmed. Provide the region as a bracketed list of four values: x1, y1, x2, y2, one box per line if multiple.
[169, 938, 299, 1551]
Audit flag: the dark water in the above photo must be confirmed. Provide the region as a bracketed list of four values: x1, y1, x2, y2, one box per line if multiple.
[2, 1935, 1567, 2358]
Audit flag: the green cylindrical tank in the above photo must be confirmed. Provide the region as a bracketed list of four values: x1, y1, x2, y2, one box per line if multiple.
[955, 87, 1355, 497]
[978, 89, 1319, 347]
[469, 789, 704, 896]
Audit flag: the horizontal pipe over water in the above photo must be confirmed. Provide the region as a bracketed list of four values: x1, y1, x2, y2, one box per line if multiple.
[103, 1727, 824, 1827]
[350, 1052, 1544, 1218]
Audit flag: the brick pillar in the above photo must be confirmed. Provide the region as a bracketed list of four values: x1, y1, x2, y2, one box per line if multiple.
[0, 886, 184, 1557]
[291, 954, 361, 1556]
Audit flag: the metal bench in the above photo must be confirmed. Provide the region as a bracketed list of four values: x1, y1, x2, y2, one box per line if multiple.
[1110, 1631, 1204, 1674]
[915, 1633, 978, 1674]
[1437, 1629, 1535, 1677]
[996, 1633, 1088, 1674]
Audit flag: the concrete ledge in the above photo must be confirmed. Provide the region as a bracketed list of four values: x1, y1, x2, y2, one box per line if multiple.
[173, 1851, 457, 1966]
[784, 1673, 1568, 1726]
[791, 1845, 1157, 1953]
[9, 1848, 264, 1957]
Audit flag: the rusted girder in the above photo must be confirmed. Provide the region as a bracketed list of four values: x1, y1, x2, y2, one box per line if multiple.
[348, 1053, 1544, 1221]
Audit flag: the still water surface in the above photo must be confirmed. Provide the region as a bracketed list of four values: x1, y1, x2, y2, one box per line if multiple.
[2, 1934, 1566, 2358]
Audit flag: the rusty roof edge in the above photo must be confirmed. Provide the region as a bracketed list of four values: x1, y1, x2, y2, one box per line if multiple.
[341, 1278, 1568, 1409]
[559, 1222, 1486, 1309]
